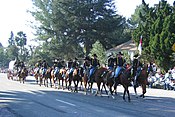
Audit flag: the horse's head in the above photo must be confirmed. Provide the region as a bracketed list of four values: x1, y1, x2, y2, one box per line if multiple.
[120, 66, 132, 80]
[141, 63, 149, 78]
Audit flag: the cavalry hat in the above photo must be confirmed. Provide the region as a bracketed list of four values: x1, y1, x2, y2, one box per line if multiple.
[74, 57, 78, 60]
[133, 54, 139, 58]
[108, 53, 114, 58]
[117, 51, 123, 55]
[93, 54, 97, 57]
[84, 56, 90, 60]
[134, 53, 140, 59]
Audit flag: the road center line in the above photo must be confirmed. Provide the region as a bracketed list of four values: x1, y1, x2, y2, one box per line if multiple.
[56, 99, 76, 107]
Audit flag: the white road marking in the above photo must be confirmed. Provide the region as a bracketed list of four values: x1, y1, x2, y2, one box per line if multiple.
[56, 99, 76, 107]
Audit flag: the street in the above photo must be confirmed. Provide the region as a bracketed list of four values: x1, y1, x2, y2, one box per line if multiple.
[0, 73, 175, 117]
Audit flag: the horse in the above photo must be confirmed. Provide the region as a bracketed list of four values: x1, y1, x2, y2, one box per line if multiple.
[39, 67, 52, 87]
[7, 70, 14, 80]
[89, 67, 108, 96]
[103, 70, 115, 97]
[114, 66, 132, 102]
[82, 68, 89, 95]
[134, 63, 149, 98]
[43, 67, 52, 87]
[64, 69, 73, 90]
[33, 67, 40, 84]
[51, 68, 67, 89]
[71, 67, 83, 92]
[18, 67, 28, 84]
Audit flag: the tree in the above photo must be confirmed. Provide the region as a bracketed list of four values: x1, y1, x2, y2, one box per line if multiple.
[15, 31, 27, 61]
[132, 0, 175, 71]
[90, 41, 106, 65]
[30, 0, 128, 58]
[8, 31, 15, 46]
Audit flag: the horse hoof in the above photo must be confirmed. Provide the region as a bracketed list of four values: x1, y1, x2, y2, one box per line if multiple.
[112, 96, 115, 99]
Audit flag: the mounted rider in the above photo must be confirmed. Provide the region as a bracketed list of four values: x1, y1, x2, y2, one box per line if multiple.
[69, 58, 79, 76]
[18, 61, 25, 72]
[14, 59, 21, 72]
[107, 53, 115, 71]
[53, 59, 63, 75]
[88, 54, 100, 83]
[41, 60, 48, 75]
[101, 53, 115, 78]
[34, 60, 42, 74]
[83, 56, 91, 77]
[132, 54, 142, 86]
[114, 52, 126, 80]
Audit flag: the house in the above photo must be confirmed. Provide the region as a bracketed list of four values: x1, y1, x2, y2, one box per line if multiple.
[106, 40, 138, 61]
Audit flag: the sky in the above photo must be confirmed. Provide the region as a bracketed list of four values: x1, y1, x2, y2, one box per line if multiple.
[0, 0, 174, 47]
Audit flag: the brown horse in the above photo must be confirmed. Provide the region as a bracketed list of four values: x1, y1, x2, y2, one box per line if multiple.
[89, 67, 108, 96]
[18, 68, 28, 84]
[103, 70, 115, 97]
[114, 66, 132, 102]
[71, 67, 82, 92]
[82, 68, 89, 95]
[7, 70, 14, 80]
[134, 64, 149, 98]
[43, 67, 52, 87]
[51, 68, 67, 89]
[34, 67, 40, 84]
[64, 69, 73, 90]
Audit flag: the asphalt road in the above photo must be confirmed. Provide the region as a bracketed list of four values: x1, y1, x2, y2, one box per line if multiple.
[0, 73, 175, 117]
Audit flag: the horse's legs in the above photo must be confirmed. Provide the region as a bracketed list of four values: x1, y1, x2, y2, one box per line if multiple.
[74, 80, 79, 93]
[23, 77, 25, 84]
[19, 77, 21, 83]
[95, 82, 101, 96]
[113, 83, 118, 95]
[89, 82, 93, 94]
[39, 76, 42, 86]
[57, 78, 60, 89]
[79, 80, 83, 91]
[102, 82, 108, 96]
[123, 89, 126, 101]
[140, 85, 146, 98]
[68, 76, 72, 91]
[123, 85, 130, 102]
[61, 78, 64, 89]
[52, 76, 56, 88]
[134, 85, 138, 98]
[127, 88, 131, 102]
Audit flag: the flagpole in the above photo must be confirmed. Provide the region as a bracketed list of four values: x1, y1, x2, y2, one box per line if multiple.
[138, 35, 142, 55]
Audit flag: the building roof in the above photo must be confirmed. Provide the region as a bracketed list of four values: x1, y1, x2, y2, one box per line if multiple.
[107, 40, 137, 53]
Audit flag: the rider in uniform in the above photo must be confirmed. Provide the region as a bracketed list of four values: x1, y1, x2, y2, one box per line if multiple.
[133, 54, 139, 77]
[107, 53, 115, 71]
[114, 52, 125, 80]
[53, 59, 63, 75]
[19, 61, 25, 73]
[133, 54, 142, 86]
[83, 56, 91, 77]
[69, 58, 79, 76]
[88, 54, 100, 83]
[42, 60, 48, 75]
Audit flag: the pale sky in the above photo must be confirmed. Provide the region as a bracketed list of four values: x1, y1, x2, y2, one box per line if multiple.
[0, 0, 174, 47]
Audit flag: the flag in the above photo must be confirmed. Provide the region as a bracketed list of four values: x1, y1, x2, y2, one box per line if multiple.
[138, 35, 142, 55]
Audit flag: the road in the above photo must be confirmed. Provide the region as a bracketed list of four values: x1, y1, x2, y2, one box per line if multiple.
[0, 73, 175, 117]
